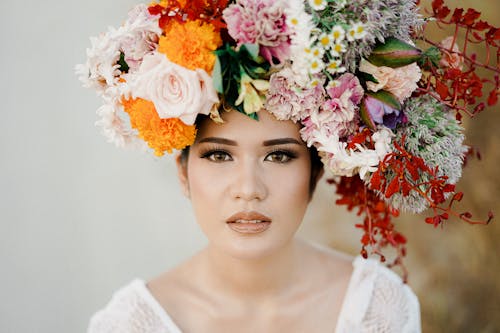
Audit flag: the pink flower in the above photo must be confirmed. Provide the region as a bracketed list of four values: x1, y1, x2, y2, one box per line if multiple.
[121, 4, 161, 72]
[326, 73, 364, 104]
[359, 59, 421, 102]
[223, 0, 291, 64]
[265, 67, 325, 121]
[438, 36, 464, 69]
[300, 74, 364, 144]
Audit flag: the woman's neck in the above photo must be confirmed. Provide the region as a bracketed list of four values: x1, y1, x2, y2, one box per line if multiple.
[196, 239, 306, 303]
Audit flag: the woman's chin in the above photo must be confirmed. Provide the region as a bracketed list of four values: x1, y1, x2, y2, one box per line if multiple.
[217, 236, 291, 261]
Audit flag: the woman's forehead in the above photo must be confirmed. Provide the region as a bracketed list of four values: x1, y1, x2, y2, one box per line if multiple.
[195, 110, 303, 143]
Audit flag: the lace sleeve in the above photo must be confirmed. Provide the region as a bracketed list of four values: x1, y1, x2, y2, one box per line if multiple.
[336, 257, 421, 333]
[87, 279, 179, 333]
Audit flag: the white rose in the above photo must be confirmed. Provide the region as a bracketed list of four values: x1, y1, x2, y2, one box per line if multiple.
[130, 52, 219, 125]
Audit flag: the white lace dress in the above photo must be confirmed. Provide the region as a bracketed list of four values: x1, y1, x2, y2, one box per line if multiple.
[87, 257, 421, 333]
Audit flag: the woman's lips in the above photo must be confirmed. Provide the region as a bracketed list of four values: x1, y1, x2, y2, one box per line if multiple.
[226, 211, 272, 234]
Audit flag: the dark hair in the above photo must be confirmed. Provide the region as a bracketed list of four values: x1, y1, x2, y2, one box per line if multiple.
[179, 115, 324, 198]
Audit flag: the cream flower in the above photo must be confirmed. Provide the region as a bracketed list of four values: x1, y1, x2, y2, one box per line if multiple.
[359, 59, 422, 102]
[75, 4, 161, 96]
[95, 97, 146, 150]
[235, 74, 270, 115]
[130, 53, 219, 125]
[438, 36, 464, 69]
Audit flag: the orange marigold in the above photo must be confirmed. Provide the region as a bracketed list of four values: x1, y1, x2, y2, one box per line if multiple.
[151, 0, 187, 8]
[158, 19, 222, 72]
[122, 98, 197, 156]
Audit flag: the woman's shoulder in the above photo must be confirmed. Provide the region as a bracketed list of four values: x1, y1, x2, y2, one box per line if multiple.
[87, 279, 180, 333]
[300, 240, 354, 275]
[336, 256, 421, 332]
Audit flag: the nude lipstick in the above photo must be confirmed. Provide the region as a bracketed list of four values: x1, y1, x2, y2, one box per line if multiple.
[226, 211, 272, 234]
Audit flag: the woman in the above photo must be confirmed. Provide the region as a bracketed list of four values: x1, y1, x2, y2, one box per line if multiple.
[86, 109, 420, 332]
[76, 0, 487, 331]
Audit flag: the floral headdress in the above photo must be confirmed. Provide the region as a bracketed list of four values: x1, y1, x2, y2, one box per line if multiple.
[77, 0, 499, 279]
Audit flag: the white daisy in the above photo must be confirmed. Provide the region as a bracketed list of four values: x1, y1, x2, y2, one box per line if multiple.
[326, 79, 341, 89]
[309, 57, 325, 74]
[326, 59, 346, 74]
[347, 22, 367, 41]
[330, 25, 345, 42]
[308, 0, 327, 11]
[330, 41, 347, 57]
[318, 33, 332, 49]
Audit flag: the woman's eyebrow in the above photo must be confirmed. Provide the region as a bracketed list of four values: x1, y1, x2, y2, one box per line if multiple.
[198, 137, 238, 145]
[263, 138, 304, 146]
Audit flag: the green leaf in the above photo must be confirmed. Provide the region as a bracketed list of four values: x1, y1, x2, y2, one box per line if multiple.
[242, 43, 260, 61]
[359, 72, 379, 84]
[213, 43, 271, 118]
[367, 37, 422, 68]
[418, 46, 442, 69]
[212, 56, 223, 94]
[117, 52, 129, 73]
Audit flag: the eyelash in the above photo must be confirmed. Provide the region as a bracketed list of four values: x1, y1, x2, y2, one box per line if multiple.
[199, 147, 298, 164]
[265, 149, 297, 163]
[199, 146, 232, 162]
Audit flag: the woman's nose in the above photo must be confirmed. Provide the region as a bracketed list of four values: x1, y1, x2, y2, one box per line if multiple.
[230, 159, 268, 201]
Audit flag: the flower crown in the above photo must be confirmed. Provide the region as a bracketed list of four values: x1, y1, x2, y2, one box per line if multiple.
[77, 0, 499, 278]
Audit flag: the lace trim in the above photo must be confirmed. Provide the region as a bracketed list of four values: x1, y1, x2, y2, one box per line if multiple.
[335, 257, 421, 333]
[88, 257, 420, 333]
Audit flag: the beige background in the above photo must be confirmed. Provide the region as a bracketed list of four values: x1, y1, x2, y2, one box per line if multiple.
[0, 0, 498, 332]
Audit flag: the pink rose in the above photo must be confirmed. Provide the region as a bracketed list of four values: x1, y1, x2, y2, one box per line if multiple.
[130, 53, 219, 125]
[438, 36, 464, 69]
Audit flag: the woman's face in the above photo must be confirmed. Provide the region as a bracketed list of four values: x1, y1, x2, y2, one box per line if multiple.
[177, 110, 314, 259]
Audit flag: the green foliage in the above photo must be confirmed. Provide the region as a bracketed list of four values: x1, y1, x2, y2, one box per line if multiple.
[213, 43, 270, 117]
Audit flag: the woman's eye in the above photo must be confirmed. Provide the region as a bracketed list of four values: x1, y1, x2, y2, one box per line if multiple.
[203, 151, 232, 162]
[265, 151, 294, 163]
